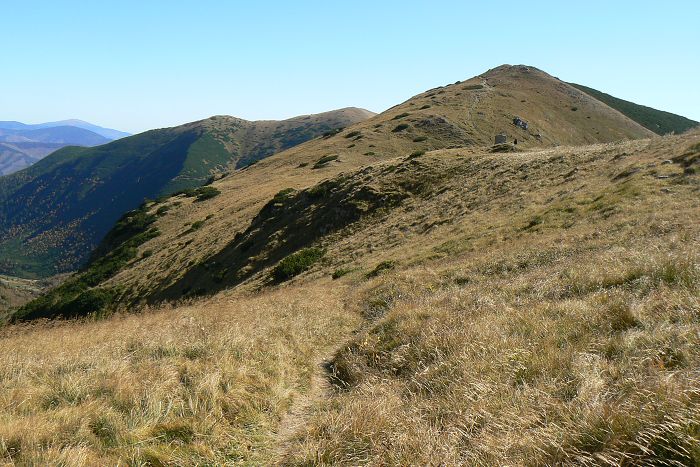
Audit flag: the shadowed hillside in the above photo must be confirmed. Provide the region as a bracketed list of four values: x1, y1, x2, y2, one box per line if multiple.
[570, 82, 699, 135]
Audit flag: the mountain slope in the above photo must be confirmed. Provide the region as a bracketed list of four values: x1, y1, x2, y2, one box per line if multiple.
[3, 65, 699, 465]
[0, 108, 373, 277]
[3, 125, 698, 464]
[48, 64, 661, 304]
[569, 83, 699, 135]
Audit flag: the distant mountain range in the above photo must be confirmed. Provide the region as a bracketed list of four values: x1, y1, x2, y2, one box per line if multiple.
[0, 120, 130, 175]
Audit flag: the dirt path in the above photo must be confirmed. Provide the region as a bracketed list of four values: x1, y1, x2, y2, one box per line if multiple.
[271, 355, 335, 465]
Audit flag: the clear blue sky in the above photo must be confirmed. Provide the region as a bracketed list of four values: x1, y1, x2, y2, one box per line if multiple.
[2, 0, 698, 134]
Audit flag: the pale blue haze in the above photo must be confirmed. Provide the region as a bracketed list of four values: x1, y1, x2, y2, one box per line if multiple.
[2, 0, 698, 133]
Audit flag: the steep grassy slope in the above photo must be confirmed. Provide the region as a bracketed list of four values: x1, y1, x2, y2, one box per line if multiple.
[62, 65, 660, 306]
[0, 130, 697, 465]
[570, 82, 699, 135]
[0, 108, 372, 277]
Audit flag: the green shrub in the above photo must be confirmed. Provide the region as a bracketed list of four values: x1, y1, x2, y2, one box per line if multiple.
[313, 154, 339, 169]
[345, 131, 361, 138]
[392, 112, 410, 120]
[408, 150, 425, 159]
[155, 205, 170, 216]
[332, 268, 354, 280]
[65, 288, 115, 317]
[189, 220, 205, 231]
[463, 84, 484, 90]
[392, 124, 409, 133]
[365, 260, 396, 278]
[273, 188, 296, 203]
[175, 186, 221, 201]
[413, 136, 428, 142]
[194, 186, 221, 202]
[363, 152, 376, 156]
[273, 247, 325, 281]
[322, 128, 343, 138]
[419, 104, 431, 110]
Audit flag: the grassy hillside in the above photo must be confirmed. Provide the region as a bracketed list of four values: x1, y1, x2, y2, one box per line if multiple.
[0, 108, 372, 278]
[570, 82, 698, 135]
[0, 128, 697, 464]
[63, 64, 656, 307]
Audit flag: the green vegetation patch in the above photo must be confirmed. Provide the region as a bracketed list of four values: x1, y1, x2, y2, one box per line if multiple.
[272, 247, 325, 281]
[313, 154, 339, 169]
[175, 186, 221, 202]
[193, 186, 221, 202]
[332, 267, 355, 280]
[272, 188, 296, 203]
[365, 260, 396, 278]
[322, 128, 343, 138]
[392, 124, 410, 133]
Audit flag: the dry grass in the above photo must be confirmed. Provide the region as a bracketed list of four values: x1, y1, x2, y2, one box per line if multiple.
[0, 284, 359, 465]
[273, 132, 700, 464]
[282, 235, 700, 466]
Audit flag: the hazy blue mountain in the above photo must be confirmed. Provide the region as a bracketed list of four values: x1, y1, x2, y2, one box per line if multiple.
[0, 120, 130, 140]
[0, 120, 129, 175]
[32, 119, 131, 140]
[0, 126, 110, 146]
